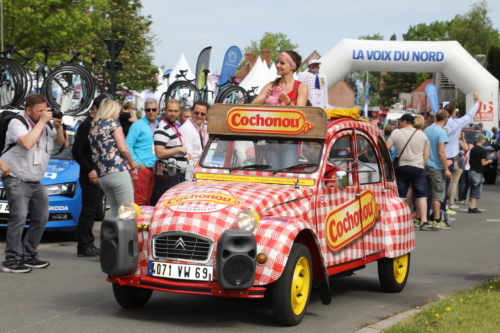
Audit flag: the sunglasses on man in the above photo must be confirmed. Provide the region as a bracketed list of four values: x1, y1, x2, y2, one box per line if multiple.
[145, 108, 158, 112]
[194, 111, 206, 116]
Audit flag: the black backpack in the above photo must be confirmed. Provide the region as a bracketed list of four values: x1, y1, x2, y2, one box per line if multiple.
[0, 111, 29, 156]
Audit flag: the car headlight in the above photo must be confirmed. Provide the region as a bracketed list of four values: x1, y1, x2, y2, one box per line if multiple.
[118, 202, 141, 220]
[237, 209, 260, 232]
[45, 182, 76, 197]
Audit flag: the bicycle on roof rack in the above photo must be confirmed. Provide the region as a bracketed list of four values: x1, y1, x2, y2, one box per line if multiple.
[40, 48, 96, 116]
[0, 44, 33, 109]
[159, 69, 201, 111]
[214, 75, 251, 104]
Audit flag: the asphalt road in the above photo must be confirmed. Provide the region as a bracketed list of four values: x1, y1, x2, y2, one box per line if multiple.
[1, 179, 499, 333]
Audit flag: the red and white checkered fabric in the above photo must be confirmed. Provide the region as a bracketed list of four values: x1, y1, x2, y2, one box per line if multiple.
[131, 117, 414, 284]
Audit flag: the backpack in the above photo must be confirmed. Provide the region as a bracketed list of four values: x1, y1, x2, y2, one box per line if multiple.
[0, 111, 29, 156]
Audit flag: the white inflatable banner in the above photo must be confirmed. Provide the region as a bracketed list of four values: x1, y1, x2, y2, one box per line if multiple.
[320, 39, 499, 129]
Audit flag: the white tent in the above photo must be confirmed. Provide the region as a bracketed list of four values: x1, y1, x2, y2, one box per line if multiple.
[269, 62, 278, 81]
[240, 56, 271, 94]
[170, 53, 195, 81]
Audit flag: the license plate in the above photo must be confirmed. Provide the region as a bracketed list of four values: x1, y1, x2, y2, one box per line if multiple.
[0, 202, 9, 213]
[148, 261, 213, 281]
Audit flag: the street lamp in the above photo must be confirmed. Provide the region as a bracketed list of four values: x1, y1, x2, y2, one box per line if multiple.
[474, 54, 486, 66]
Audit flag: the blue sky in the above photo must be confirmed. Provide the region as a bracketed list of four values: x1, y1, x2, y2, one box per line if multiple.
[140, 0, 500, 74]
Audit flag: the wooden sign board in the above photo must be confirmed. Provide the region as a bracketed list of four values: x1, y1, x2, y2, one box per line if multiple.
[208, 104, 327, 139]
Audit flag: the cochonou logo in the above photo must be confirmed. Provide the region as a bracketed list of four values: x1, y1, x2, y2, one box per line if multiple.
[163, 189, 243, 213]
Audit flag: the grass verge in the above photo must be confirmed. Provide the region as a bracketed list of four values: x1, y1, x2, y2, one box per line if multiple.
[384, 277, 500, 333]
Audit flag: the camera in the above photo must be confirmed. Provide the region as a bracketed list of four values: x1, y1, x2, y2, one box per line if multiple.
[52, 110, 63, 119]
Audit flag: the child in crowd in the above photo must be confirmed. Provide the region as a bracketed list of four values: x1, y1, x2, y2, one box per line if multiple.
[468, 133, 492, 213]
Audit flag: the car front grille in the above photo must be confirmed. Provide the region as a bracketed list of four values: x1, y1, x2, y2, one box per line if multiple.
[153, 233, 213, 263]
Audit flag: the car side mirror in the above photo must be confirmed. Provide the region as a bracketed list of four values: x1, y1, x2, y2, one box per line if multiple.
[335, 171, 348, 190]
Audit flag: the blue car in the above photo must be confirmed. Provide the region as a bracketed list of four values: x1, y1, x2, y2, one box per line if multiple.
[0, 126, 106, 238]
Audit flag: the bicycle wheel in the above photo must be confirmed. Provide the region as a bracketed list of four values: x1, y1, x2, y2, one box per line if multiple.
[215, 86, 250, 104]
[164, 81, 200, 110]
[158, 91, 167, 112]
[41, 63, 95, 116]
[0, 58, 32, 109]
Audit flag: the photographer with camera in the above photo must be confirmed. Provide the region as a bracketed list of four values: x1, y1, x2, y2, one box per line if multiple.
[1, 93, 65, 273]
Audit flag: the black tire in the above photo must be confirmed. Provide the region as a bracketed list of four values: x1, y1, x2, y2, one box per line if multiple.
[95, 190, 106, 221]
[215, 86, 250, 104]
[378, 253, 410, 293]
[112, 283, 153, 309]
[272, 243, 312, 326]
[164, 81, 201, 110]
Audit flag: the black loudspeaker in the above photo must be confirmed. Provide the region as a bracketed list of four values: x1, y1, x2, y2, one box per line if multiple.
[100, 218, 138, 276]
[217, 230, 256, 290]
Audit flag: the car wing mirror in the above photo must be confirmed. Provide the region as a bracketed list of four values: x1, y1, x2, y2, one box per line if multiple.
[334, 171, 348, 190]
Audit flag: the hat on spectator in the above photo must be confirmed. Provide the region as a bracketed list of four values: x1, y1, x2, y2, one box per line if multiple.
[474, 133, 485, 142]
[308, 59, 321, 66]
[400, 113, 414, 124]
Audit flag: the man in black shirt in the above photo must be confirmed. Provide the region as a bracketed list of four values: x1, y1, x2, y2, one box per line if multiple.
[468, 133, 492, 213]
[71, 94, 108, 256]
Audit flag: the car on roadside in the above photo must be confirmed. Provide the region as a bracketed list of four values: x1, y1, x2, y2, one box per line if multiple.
[0, 118, 106, 239]
[100, 105, 415, 326]
[461, 126, 497, 184]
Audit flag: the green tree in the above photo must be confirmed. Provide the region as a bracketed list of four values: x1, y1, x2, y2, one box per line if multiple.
[240, 32, 298, 67]
[402, 20, 452, 41]
[486, 44, 500, 84]
[3, 0, 159, 96]
[390, 34, 397, 41]
[379, 72, 431, 108]
[448, 0, 500, 56]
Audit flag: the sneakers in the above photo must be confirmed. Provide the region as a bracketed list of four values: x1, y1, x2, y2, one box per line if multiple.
[413, 218, 422, 228]
[77, 246, 100, 257]
[449, 204, 459, 209]
[420, 222, 439, 231]
[24, 256, 50, 269]
[2, 261, 32, 274]
[458, 200, 469, 205]
[445, 208, 457, 215]
[468, 207, 482, 213]
[435, 221, 451, 229]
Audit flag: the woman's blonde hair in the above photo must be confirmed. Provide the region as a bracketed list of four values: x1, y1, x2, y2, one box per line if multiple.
[413, 115, 424, 130]
[93, 98, 121, 123]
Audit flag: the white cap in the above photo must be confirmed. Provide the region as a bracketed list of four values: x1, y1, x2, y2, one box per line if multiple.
[308, 59, 321, 66]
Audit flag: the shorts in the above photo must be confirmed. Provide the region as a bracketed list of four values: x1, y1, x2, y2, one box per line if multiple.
[396, 165, 426, 200]
[425, 165, 446, 202]
[469, 170, 483, 199]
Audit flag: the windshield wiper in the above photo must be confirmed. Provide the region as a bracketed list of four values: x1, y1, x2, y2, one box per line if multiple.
[273, 163, 318, 175]
[229, 164, 272, 172]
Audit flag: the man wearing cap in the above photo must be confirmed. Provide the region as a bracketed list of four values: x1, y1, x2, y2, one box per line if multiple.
[387, 114, 432, 230]
[468, 133, 492, 213]
[297, 59, 329, 109]
[442, 92, 481, 215]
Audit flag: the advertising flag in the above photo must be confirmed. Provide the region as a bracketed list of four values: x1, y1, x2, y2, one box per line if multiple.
[218, 46, 243, 89]
[363, 84, 370, 118]
[425, 83, 439, 114]
[195, 46, 212, 89]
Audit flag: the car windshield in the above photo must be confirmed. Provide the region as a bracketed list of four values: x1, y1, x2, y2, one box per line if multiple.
[199, 136, 322, 173]
[463, 130, 492, 147]
[50, 130, 75, 160]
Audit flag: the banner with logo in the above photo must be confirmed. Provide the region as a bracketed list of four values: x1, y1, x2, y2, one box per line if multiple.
[425, 83, 439, 114]
[195, 46, 212, 89]
[217, 46, 243, 89]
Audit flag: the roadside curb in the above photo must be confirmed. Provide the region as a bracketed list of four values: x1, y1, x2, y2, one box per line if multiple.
[353, 308, 418, 333]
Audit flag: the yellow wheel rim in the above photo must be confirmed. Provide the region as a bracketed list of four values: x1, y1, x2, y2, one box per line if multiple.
[291, 256, 311, 315]
[393, 254, 409, 284]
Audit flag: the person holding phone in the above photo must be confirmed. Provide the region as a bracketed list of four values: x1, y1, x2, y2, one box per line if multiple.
[1, 93, 65, 273]
[252, 50, 308, 107]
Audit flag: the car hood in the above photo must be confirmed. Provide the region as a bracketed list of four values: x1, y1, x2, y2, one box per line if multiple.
[149, 180, 315, 241]
[42, 159, 80, 185]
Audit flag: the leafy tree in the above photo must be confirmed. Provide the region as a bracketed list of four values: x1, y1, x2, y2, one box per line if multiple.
[448, 0, 500, 57]
[379, 72, 431, 108]
[402, 21, 452, 41]
[3, 0, 159, 97]
[240, 32, 298, 67]
[486, 44, 500, 84]
[390, 34, 397, 41]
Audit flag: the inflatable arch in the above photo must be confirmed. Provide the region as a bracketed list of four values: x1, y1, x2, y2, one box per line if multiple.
[320, 39, 499, 129]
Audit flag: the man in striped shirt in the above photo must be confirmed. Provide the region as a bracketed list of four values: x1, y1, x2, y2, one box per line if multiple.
[150, 99, 190, 206]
